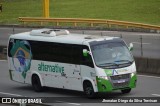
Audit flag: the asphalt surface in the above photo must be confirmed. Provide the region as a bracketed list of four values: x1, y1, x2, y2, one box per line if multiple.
[0, 27, 160, 58]
[0, 60, 160, 106]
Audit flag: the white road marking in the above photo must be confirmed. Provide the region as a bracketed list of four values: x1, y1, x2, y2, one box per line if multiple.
[132, 42, 151, 45]
[152, 94, 160, 97]
[56, 100, 81, 105]
[0, 92, 22, 97]
[138, 75, 160, 79]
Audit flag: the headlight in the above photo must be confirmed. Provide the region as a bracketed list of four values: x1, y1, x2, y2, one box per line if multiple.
[99, 76, 108, 80]
[131, 72, 136, 77]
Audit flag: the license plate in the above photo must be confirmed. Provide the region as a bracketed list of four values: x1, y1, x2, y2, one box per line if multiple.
[117, 80, 125, 83]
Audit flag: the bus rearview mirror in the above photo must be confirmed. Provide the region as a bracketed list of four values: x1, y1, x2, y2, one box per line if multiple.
[129, 43, 133, 51]
[83, 49, 90, 57]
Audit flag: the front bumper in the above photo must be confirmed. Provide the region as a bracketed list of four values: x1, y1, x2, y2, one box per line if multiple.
[96, 74, 137, 92]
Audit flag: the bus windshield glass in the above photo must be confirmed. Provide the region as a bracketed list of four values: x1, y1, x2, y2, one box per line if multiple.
[90, 39, 134, 68]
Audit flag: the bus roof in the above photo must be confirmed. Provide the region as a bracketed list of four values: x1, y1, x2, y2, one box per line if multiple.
[9, 29, 118, 45]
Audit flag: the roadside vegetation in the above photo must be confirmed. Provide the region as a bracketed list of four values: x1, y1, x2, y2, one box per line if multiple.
[0, 0, 160, 25]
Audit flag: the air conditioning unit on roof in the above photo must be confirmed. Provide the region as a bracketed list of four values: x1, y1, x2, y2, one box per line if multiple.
[30, 29, 70, 37]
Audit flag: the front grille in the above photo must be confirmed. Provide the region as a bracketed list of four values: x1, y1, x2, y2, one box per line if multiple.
[110, 74, 130, 88]
[110, 74, 130, 80]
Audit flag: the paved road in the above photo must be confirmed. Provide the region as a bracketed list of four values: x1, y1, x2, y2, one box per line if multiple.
[0, 61, 160, 106]
[0, 27, 160, 58]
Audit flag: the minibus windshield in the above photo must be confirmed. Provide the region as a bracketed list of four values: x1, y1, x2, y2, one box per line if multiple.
[90, 39, 134, 68]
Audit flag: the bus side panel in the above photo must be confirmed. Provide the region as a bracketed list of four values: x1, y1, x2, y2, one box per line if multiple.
[8, 39, 33, 84]
[8, 57, 26, 83]
[30, 60, 83, 91]
[81, 65, 98, 92]
[64, 64, 83, 91]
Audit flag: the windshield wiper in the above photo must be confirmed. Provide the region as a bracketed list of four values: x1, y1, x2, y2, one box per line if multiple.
[114, 60, 133, 64]
[98, 63, 119, 67]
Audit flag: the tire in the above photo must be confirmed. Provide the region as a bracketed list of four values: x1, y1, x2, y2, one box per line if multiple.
[83, 81, 96, 98]
[121, 88, 131, 94]
[32, 75, 43, 92]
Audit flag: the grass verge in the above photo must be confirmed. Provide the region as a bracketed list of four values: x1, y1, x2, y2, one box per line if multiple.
[0, 0, 160, 25]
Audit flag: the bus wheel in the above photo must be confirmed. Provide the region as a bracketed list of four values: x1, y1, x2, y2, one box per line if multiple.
[32, 75, 43, 92]
[83, 81, 96, 98]
[121, 88, 131, 94]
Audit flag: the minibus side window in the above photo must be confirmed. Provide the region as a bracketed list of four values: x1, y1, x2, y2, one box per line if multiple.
[8, 39, 14, 57]
[71, 45, 81, 64]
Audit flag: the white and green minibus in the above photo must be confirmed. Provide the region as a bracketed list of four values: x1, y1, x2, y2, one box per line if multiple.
[8, 29, 137, 98]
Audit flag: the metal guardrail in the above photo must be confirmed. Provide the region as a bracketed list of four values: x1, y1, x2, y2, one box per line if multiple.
[18, 17, 160, 30]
